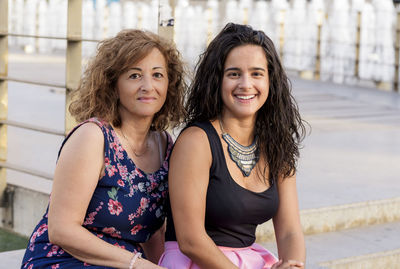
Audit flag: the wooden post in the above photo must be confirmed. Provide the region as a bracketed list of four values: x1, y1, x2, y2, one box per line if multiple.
[279, 9, 286, 60]
[394, 11, 400, 92]
[0, 0, 8, 205]
[158, 0, 175, 42]
[355, 11, 361, 79]
[65, 0, 82, 134]
[313, 10, 325, 80]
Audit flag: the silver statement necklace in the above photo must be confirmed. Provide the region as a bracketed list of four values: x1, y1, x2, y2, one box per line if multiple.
[219, 119, 259, 177]
[120, 128, 150, 157]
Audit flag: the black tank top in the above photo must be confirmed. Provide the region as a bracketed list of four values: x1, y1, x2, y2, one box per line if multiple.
[165, 121, 279, 248]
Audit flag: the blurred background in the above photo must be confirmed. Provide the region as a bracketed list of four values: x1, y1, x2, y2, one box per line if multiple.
[1, 0, 400, 268]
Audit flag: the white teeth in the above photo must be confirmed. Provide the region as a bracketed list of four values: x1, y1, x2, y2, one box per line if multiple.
[236, 95, 255, 100]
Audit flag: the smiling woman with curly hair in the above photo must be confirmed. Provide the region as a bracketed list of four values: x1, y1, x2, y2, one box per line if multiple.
[21, 29, 186, 269]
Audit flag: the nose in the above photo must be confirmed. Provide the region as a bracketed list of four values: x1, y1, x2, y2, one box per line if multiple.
[140, 75, 153, 92]
[239, 74, 251, 90]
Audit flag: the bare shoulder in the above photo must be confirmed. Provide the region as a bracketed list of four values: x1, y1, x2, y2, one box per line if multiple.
[60, 122, 105, 158]
[175, 126, 209, 150]
[71, 122, 104, 140]
[172, 126, 211, 164]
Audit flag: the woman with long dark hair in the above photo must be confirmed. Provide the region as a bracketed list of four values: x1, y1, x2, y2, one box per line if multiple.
[159, 23, 306, 269]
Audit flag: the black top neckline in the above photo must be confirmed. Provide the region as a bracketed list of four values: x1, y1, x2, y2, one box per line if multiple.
[205, 121, 275, 195]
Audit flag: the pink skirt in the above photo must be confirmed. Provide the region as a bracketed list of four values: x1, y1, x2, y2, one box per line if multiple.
[158, 241, 278, 269]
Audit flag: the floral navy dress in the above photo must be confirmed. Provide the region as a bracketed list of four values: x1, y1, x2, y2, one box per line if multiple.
[21, 118, 172, 268]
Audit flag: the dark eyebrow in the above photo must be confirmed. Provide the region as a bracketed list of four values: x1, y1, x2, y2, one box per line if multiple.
[128, 67, 165, 71]
[128, 67, 142, 71]
[224, 67, 266, 73]
[224, 67, 240, 73]
[250, 67, 266, 72]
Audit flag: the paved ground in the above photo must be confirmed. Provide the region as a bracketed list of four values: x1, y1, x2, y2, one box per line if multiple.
[292, 78, 400, 209]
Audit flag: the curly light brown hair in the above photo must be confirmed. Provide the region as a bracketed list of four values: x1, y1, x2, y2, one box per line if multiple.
[69, 29, 187, 131]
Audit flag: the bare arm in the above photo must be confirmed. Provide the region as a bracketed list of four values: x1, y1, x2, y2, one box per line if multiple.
[272, 174, 306, 268]
[169, 127, 238, 269]
[48, 123, 163, 269]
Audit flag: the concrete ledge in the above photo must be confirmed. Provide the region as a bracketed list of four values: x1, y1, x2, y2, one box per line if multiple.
[256, 197, 400, 241]
[319, 248, 400, 269]
[0, 249, 25, 269]
[0, 184, 49, 237]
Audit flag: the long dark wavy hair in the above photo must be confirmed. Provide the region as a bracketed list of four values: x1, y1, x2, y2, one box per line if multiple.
[186, 23, 306, 182]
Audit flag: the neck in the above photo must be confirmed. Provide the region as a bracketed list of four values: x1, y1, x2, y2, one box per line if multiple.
[219, 113, 256, 146]
[118, 112, 153, 147]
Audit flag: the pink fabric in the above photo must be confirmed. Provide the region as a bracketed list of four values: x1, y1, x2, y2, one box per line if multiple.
[158, 241, 278, 269]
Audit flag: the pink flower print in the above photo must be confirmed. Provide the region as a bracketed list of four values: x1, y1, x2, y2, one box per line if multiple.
[140, 197, 149, 209]
[108, 199, 123, 216]
[51, 264, 60, 269]
[128, 213, 136, 224]
[117, 179, 125, 187]
[130, 224, 145, 235]
[27, 265, 33, 269]
[113, 243, 126, 249]
[84, 262, 91, 266]
[133, 167, 144, 178]
[117, 163, 128, 180]
[83, 211, 97, 225]
[46, 245, 60, 257]
[29, 223, 48, 251]
[105, 157, 118, 177]
[129, 197, 150, 223]
[105, 157, 110, 167]
[110, 141, 124, 159]
[102, 227, 122, 238]
[37, 223, 48, 236]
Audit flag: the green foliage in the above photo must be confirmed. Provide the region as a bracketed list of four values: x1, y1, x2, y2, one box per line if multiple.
[0, 228, 28, 252]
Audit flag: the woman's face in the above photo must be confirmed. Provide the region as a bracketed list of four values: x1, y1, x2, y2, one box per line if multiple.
[221, 44, 269, 120]
[116, 48, 168, 120]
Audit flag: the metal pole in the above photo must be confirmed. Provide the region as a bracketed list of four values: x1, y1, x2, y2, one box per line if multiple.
[0, 0, 9, 203]
[65, 0, 82, 134]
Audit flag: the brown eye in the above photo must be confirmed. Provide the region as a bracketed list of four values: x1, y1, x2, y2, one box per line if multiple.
[228, 72, 240, 78]
[153, 72, 164, 78]
[129, 73, 141, 79]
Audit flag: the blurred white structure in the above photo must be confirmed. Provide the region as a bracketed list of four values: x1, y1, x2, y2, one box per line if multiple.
[6, 0, 400, 88]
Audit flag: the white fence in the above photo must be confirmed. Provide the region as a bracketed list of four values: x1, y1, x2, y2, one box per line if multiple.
[7, 0, 400, 89]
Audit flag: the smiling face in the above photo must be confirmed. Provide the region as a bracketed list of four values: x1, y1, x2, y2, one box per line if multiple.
[116, 48, 168, 121]
[221, 44, 269, 121]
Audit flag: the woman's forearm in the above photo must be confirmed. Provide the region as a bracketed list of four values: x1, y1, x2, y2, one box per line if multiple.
[49, 224, 134, 268]
[276, 231, 305, 264]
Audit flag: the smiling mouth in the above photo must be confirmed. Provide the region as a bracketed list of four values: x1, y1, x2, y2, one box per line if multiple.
[235, 95, 256, 100]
